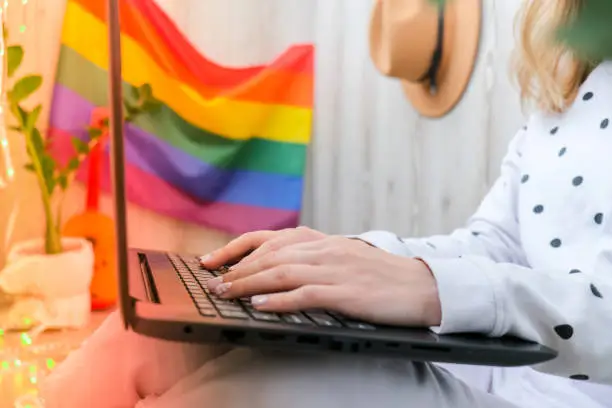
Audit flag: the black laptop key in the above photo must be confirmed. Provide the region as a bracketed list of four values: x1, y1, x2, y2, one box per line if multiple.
[198, 307, 218, 317]
[251, 312, 281, 322]
[193, 270, 212, 278]
[282, 313, 314, 325]
[194, 298, 211, 307]
[212, 298, 238, 306]
[219, 310, 249, 319]
[305, 312, 342, 328]
[192, 272, 209, 281]
[215, 304, 244, 312]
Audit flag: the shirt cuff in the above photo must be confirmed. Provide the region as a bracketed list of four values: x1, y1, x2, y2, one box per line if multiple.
[346, 231, 414, 256]
[418, 257, 498, 336]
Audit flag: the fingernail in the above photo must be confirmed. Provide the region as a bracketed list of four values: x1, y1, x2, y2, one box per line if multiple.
[214, 282, 232, 296]
[206, 276, 223, 291]
[251, 295, 268, 307]
[199, 254, 211, 263]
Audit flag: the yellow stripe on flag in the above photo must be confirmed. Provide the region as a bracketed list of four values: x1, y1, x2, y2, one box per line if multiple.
[61, 1, 311, 144]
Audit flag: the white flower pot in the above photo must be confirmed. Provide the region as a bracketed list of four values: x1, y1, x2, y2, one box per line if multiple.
[0, 237, 94, 330]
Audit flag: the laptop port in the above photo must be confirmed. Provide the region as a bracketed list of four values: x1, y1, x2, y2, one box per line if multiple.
[385, 342, 401, 349]
[259, 333, 286, 342]
[297, 335, 319, 345]
[222, 330, 246, 343]
[183, 325, 193, 334]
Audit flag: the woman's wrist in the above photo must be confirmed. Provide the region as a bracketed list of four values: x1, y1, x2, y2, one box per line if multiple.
[412, 257, 442, 327]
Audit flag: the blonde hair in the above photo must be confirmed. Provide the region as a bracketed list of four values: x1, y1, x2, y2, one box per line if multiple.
[512, 0, 594, 113]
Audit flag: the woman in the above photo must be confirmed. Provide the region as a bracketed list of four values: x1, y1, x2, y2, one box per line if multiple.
[41, 1, 612, 407]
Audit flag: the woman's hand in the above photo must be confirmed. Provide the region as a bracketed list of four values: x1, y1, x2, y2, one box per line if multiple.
[200, 227, 327, 270]
[206, 235, 442, 328]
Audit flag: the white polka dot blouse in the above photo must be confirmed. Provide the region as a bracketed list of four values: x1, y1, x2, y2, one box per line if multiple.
[356, 61, 612, 387]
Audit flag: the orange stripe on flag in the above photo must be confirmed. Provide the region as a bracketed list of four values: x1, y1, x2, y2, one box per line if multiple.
[69, 0, 314, 107]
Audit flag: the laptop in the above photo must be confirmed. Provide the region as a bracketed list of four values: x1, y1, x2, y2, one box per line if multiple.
[105, 0, 557, 366]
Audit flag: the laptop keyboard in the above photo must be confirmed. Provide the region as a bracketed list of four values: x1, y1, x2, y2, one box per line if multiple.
[168, 254, 376, 331]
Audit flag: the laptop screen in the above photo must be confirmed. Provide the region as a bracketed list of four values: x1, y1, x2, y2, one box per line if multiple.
[106, 0, 132, 328]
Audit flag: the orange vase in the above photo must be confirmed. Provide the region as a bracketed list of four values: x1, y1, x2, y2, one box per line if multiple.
[63, 107, 117, 310]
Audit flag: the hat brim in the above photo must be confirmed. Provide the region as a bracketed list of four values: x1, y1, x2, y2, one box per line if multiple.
[402, 0, 482, 118]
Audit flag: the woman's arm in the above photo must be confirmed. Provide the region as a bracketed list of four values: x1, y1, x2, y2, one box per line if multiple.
[421, 251, 612, 384]
[354, 128, 529, 266]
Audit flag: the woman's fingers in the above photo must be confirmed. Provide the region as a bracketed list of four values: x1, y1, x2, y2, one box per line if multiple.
[208, 250, 324, 293]
[218, 249, 314, 284]
[251, 285, 343, 313]
[200, 227, 326, 270]
[199, 230, 275, 269]
[212, 265, 333, 299]
[238, 227, 326, 266]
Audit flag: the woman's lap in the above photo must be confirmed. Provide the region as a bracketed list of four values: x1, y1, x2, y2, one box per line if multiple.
[136, 349, 517, 408]
[41, 312, 517, 408]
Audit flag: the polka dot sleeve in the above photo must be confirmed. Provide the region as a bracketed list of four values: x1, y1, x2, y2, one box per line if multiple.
[422, 253, 612, 385]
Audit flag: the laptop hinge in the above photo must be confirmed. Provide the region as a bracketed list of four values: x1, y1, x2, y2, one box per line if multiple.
[138, 253, 160, 303]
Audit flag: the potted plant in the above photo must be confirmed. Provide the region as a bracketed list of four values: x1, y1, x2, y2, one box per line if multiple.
[0, 29, 96, 330]
[0, 28, 159, 331]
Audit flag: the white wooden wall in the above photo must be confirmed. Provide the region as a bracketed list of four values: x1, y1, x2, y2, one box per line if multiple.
[0, 0, 528, 265]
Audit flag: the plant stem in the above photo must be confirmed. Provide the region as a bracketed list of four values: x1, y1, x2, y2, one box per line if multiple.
[45, 217, 62, 254]
[22, 127, 62, 254]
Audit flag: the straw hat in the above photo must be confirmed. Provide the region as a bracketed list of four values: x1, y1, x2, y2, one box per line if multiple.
[369, 0, 482, 118]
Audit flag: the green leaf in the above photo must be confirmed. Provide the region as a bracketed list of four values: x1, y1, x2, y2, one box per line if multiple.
[26, 105, 42, 132]
[57, 173, 68, 190]
[123, 100, 138, 115]
[428, 0, 612, 61]
[30, 127, 45, 157]
[138, 83, 152, 100]
[24, 163, 35, 172]
[67, 157, 80, 172]
[17, 106, 28, 127]
[8, 75, 42, 104]
[7, 45, 24, 78]
[40, 153, 56, 194]
[71, 137, 89, 155]
[87, 126, 103, 139]
[28, 127, 57, 195]
[557, 0, 612, 61]
[130, 84, 140, 100]
[142, 99, 162, 113]
[11, 104, 29, 128]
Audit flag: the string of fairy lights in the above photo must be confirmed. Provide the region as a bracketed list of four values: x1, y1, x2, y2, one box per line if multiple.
[0, 0, 13, 190]
[0, 0, 28, 189]
[0, 2, 75, 406]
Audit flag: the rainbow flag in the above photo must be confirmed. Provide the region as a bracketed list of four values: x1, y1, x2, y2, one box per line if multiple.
[48, 0, 314, 234]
